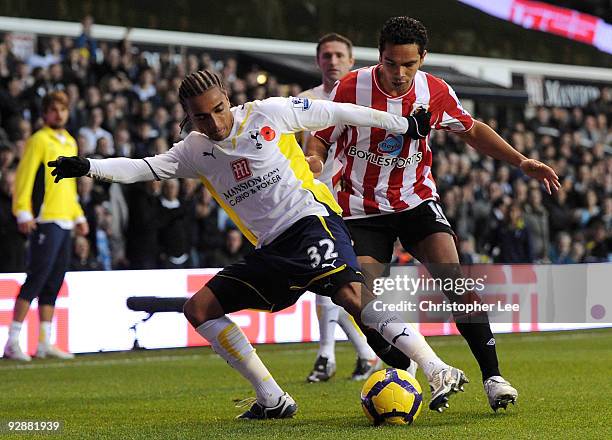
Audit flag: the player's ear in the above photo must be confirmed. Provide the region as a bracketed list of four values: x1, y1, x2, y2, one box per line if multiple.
[420, 49, 427, 65]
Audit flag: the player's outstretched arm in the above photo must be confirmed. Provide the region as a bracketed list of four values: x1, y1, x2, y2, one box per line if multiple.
[310, 99, 431, 140]
[266, 97, 430, 140]
[48, 151, 192, 184]
[456, 120, 561, 194]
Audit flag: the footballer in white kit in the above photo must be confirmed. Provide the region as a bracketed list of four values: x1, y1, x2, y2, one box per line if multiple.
[49, 70, 469, 419]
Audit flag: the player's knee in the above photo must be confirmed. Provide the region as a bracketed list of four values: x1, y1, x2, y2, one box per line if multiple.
[183, 286, 223, 327]
[17, 289, 36, 303]
[183, 296, 204, 327]
[332, 283, 362, 318]
[37, 291, 59, 307]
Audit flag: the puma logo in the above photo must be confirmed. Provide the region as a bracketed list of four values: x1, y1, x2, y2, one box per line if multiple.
[392, 327, 410, 344]
[321, 259, 337, 269]
[202, 147, 216, 159]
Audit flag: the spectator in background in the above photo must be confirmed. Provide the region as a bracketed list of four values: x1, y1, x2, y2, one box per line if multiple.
[524, 187, 550, 261]
[0, 77, 26, 140]
[180, 178, 200, 267]
[114, 127, 133, 157]
[75, 15, 97, 61]
[0, 168, 25, 272]
[549, 232, 574, 264]
[131, 68, 157, 102]
[512, 179, 528, 205]
[195, 185, 224, 266]
[544, 186, 574, 237]
[0, 144, 17, 171]
[79, 107, 114, 155]
[458, 235, 485, 264]
[494, 203, 533, 263]
[94, 203, 113, 270]
[577, 189, 601, 228]
[209, 228, 244, 268]
[586, 220, 610, 262]
[70, 235, 101, 271]
[125, 180, 160, 269]
[132, 119, 155, 158]
[158, 179, 191, 268]
[602, 197, 612, 231]
[570, 240, 586, 264]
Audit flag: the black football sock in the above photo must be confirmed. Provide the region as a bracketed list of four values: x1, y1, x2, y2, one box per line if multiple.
[454, 314, 500, 382]
[364, 328, 412, 370]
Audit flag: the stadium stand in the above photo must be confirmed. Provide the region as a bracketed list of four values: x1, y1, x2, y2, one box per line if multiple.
[0, 23, 609, 271]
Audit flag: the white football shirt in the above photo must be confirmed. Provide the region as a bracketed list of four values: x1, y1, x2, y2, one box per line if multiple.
[88, 97, 408, 246]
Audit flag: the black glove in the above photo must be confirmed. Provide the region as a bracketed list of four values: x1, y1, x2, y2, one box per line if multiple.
[405, 107, 431, 140]
[48, 156, 90, 183]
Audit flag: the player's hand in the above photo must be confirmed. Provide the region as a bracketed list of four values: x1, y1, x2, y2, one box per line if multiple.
[519, 158, 561, 194]
[17, 220, 36, 235]
[48, 156, 90, 183]
[75, 221, 89, 237]
[306, 155, 324, 178]
[405, 107, 431, 140]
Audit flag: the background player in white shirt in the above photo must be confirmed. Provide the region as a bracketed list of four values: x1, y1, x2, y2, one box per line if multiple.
[49, 70, 469, 419]
[307, 17, 560, 412]
[299, 33, 382, 384]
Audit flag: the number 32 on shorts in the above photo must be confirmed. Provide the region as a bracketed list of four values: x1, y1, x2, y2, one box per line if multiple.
[306, 239, 338, 268]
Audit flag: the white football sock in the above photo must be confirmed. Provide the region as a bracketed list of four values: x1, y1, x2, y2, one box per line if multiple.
[337, 308, 376, 360]
[315, 295, 339, 363]
[7, 321, 23, 344]
[361, 300, 447, 381]
[196, 316, 284, 406]
[39, 321, 52, 348]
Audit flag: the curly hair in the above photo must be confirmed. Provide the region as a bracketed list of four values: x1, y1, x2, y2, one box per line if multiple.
[178, 70, 225, 131]
[378, 16, 428, 56]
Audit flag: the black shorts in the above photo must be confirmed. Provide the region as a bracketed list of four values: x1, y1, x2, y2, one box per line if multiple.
[207, 212, 364, 313]
[345, 200, 455, 264]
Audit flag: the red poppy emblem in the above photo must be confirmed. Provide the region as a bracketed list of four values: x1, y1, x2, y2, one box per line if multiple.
[261, 126, 276, 141]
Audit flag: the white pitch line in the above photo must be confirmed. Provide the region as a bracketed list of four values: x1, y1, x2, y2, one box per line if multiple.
[0, 353, 210, 371]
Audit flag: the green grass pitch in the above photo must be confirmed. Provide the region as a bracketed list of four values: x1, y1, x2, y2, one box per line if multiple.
[2, 328, 611, 439]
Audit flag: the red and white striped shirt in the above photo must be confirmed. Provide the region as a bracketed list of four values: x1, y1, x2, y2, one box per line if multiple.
[314, 65, 474, 219]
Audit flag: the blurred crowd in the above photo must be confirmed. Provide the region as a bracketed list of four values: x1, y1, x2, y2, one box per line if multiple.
[0, 22, 610, 272]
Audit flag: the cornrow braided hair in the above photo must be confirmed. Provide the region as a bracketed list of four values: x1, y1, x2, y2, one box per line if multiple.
[178, 70, 225, 132]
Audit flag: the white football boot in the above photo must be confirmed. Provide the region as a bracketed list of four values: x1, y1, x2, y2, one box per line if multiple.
[484, 376, 518, 411]
[428, 366, 469, 412]
[236, 393, 298, 419]
[35, 345, 75, 360]
[3, 341, 32, 362]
